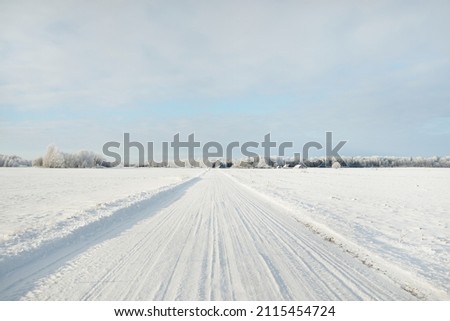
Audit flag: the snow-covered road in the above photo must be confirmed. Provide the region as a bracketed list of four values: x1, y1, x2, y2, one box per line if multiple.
[1, 170, 415, 300]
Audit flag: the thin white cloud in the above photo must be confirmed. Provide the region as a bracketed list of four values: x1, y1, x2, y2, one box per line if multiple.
[0, 0, 447, 109]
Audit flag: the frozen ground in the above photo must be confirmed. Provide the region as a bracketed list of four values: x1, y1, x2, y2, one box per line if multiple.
[0, 168, 448, 300]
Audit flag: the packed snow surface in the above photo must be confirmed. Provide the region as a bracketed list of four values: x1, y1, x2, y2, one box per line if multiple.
[0, 168, 449, 300]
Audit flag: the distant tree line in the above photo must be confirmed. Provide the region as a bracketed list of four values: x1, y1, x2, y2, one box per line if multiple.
[31, 145, 107, 168]
[185, 155, 450, 168]
[323, 156, 450, 168]
[2, 150, 450, 168]
[258, 155, 450, 168]
[0, 154, 31, 167]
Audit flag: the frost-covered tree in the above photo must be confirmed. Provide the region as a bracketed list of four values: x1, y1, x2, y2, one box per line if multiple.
[332, 161, 341, 169]
[32, 157, 43, 167]
[0, 154, 31, 167]
[39, 145, 104, 168]
[42, 145, 65, 168]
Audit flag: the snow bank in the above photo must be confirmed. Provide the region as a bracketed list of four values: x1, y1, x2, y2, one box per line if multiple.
[0, 167, 205, 258]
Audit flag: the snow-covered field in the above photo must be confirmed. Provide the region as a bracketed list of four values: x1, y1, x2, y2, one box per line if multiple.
[226, 168, 450, 300]
[0, 168, 204, 258]
[0, 167, 449, 300]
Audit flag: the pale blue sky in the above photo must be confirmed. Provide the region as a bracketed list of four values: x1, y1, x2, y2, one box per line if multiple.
[1, 0, 449, 159]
